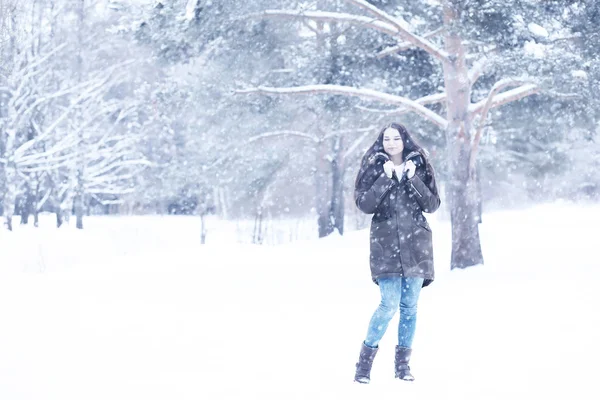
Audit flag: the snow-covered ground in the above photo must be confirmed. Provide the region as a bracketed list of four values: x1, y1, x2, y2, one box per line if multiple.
[1, 202, 599, 400]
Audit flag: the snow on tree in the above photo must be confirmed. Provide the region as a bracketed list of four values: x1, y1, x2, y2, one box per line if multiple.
[239, 0, 581, 268]
[0, 0, 149, 230]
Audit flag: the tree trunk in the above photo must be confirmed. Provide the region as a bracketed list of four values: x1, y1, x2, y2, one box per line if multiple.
[20, 184, 34, 225]
[314, 5, 348, 238]
[56, 207, 63, 228]
[60, 187, 74, 226]
[215, 186, 228, 219]
[327, 17, 346, 236]
[56, 180, 74, 228]
[3, 162, 17, 231]
[75, 168, 84, 229]
[33, 176, 40, 227]
[0, 160, 4, 219]
[54, 190, 65, 228]
[75, 193, 84, 229]
[443, 1, 484, 269]
[200, 213, 207, 244]
[75, 0, 85, 230]
[315, 138, 334, 238]
[446, 147, 484, 269]
[331, 135, 345, 235]
[253, 208, 263, 244]
[315, 135, 346, 238]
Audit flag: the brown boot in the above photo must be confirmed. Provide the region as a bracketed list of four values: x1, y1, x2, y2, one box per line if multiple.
[394, 346, 415, 381]
[354, 342, 378, 384]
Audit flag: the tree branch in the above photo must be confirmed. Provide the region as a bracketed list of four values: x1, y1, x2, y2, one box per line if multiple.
[256, 10, 398, 36]
[344, 128, 377, 159]
[256, 7, 448, 62]
[354, 91, 446, 117]
[389, 92, 447, 116]
[469, 82, 540, 116]
[322, 125, 379, 141]
[248, 130, 319, 144]
[468, 57, 489, 88]
[237, 84, 448, 128]
[343, 0, 450, 62]
[377, 27, 445, 58]
[469, 80, 540, 173]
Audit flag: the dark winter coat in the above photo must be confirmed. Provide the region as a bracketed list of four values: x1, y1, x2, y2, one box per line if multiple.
[354, 152, 441, 287]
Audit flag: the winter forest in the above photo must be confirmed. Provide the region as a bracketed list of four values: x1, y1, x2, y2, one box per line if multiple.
[1, 1, 598, 243]
[1, 1, 599, 399]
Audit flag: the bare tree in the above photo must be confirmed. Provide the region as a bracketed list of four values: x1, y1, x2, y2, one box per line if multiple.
[0, 22, 146, 231]
[248, 123, 380, 238]
[240, 0, 549, 269]
[0, 40, 93, 230]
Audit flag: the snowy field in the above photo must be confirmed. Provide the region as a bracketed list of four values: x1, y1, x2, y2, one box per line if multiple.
[1, 202, 599, 400]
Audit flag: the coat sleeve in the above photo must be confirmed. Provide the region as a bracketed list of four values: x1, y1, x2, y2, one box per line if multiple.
[406, 167, 441, 213]
[354, 172, 395, 214]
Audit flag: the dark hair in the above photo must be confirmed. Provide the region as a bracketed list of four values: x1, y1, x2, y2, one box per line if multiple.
[355, 123, 439, 196]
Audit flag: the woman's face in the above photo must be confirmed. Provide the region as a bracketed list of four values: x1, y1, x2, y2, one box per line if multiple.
[382, 127, 404, 157]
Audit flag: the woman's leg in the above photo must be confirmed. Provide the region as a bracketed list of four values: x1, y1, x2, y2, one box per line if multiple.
[364, 277, 402, 348]
[398, 277, 424, 348]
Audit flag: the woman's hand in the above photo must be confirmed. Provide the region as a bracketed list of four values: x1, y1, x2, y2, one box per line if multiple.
[404, 160, 416, 179]
[383, 160, 395, 179]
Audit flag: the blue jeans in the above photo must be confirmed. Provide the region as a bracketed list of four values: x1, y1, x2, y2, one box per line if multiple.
[364, 277, 424, 349]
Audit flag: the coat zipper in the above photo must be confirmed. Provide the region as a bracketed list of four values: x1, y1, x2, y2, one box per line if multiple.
[379, 183, 394, 202]
[410, 181, 423, 198]
[395, 188, 403, 272]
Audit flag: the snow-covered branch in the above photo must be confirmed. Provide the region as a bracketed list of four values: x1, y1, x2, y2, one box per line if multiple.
[344, 127, 378, 159]
[257, 10, 398, 36]
[237, 85, 448, 128]
[257, 7, 448, 62]
[12, 63, 127, 131]
[343, 0, 449, 62]
[377, 27, 445, 58]
[322, 125, 379, 141]
[469, 80, 540, 172]
[469, 82, 540, 116]
[468, 57, 489, 87]
[14, 43, 68, 82]
[248, 130, 320, 144]
[14, 98, 123, 168]
[383, 92, 447, 117]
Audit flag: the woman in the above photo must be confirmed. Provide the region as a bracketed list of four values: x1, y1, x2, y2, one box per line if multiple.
[353, 123, 441, 384]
